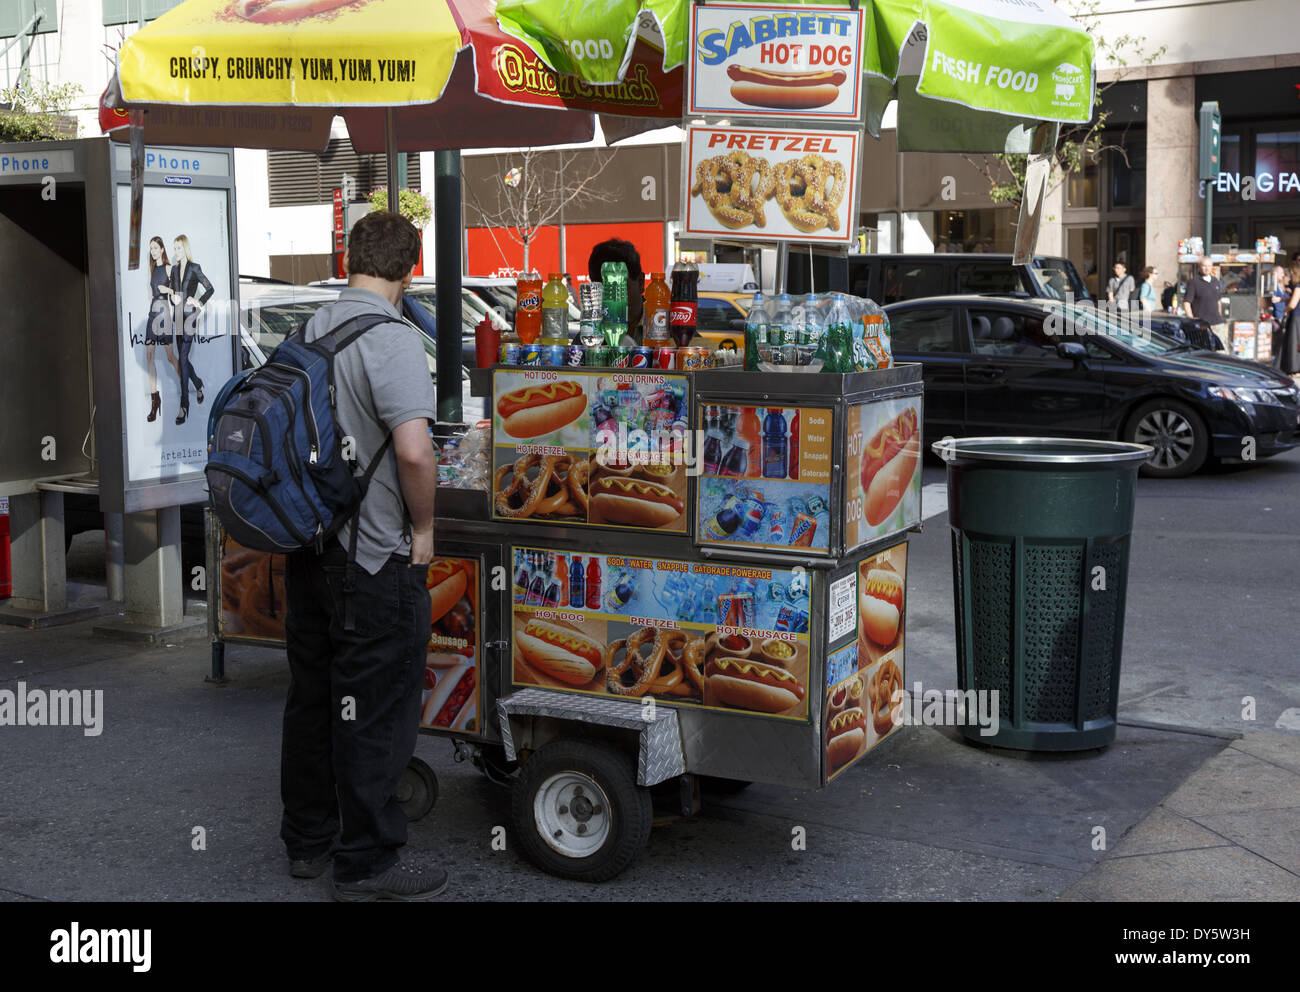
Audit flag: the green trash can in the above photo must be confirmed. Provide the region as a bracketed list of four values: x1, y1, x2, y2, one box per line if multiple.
[931, 437, 1152, 751]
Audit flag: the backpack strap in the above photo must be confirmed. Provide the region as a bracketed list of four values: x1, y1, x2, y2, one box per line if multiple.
[342, 431, 395, 633]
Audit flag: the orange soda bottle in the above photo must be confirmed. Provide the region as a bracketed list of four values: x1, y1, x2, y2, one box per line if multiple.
[515, 270, 543, 344]
[736, 407, 762, 478]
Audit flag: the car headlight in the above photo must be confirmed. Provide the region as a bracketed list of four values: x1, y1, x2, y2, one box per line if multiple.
[1209, 386, 1278, 405]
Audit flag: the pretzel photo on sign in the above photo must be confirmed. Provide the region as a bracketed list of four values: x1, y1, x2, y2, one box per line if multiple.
[773, 154, 847, 232]
[494, 454, 586, 520]
[691, 151, 776, 229]
[869, 656, 904, 736]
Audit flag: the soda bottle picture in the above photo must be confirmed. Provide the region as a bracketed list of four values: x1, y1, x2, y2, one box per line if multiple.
[704, 495, 743, 539]
[569, 556, 585, 609]
[515, 270, 543, 344]
[718, 437, 750, 478]
[585, 556, 602, 610]
[643, 271, 671, 343]
[788, 411, 800, 480]
[669, 260, 699, 347]
[762, 407, 788, 479]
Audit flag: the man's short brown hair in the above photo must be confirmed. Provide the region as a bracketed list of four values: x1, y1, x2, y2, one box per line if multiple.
[347, 210, 422, 281]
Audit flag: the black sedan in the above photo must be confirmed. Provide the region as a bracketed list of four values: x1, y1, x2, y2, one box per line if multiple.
[887, 295, 1300, 477]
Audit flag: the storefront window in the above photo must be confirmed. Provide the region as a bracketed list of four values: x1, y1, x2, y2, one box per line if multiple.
[1253, 131, 1300, 202]
[1068, 157, 1099, 208]
[932, 209, 1013, 253]
[1110, 138, 1146, 208]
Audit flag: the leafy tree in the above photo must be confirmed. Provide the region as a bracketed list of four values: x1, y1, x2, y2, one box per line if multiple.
[965, 0, 1165, 209]
[0, 80, 83, 143]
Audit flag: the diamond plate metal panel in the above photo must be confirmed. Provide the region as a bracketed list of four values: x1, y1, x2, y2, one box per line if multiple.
[497, 688, 686, 786]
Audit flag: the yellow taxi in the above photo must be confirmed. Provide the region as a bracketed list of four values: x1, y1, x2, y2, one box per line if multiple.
[694, 291, 753, 350]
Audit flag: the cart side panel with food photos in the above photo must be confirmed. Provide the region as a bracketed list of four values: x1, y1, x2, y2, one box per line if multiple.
[206, 515, 493, 741]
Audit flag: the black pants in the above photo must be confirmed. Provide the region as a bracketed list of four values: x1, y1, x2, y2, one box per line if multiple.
[281, 543, 430, 882]
[177, 332, 204, 408]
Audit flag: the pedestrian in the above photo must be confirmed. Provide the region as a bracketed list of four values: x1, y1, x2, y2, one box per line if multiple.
[1106, 261, 1135, 311]
[588, 238, 644, 345]
[1182, 256, 1229, 350]
[280, 210, 446, 902]
[1270, 265, 1289, 324]
[1281, 261, 1300, 376]
[1136, 266, 1158, 312]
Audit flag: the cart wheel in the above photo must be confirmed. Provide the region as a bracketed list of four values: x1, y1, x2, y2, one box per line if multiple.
[395, 757, 438, 821]
[510, 739, 652, 882]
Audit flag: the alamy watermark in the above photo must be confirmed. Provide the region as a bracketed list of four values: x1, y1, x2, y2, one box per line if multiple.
[0, 682, 104, 736]
[891, 682, 1000, 737]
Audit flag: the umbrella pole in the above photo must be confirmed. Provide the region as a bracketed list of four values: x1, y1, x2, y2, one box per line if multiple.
[385, 108, 400, 198]
[434, 149, 463, 423]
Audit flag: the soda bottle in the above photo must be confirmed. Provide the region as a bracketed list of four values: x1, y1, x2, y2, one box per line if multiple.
[643, 272, 671, 344]
[762, 407, 788, 479]
[669, 260, 699, 347]
[554, 553, 569, 605]
[526, 557, 547, 606]
[569, 556, 585, 609]
[788, 411, 800, 481]
[513, 551, 533, 603]
[718, 437, 750, 477]
[540, 273, 569, 346]
[601, 261, 628, 346]
[585, 556, 602, 610]
[702, 429, 726, 476]
[704, 495, 743, 539]
[736, 408, 762, 477]
[515, 270, 543, 345]
[744, 292, 769, 371]
[737, 498, 766, 539]
[816, 293, 855, 373]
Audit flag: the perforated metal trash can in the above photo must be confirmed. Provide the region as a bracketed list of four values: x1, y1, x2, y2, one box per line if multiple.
[932, 438, 1152, 751]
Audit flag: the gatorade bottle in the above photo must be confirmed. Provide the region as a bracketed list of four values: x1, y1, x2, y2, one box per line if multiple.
[540, 273, 568, 346]
[788, 411, 800, 480]
[643, 272, 671, 344]
[737, 408, 762, 477]
[554, 553, 569, 606]
[744, 292, 769, 371]
[569, 556, 585, 609]
[515, 270, 543, 345]
[762, 407, 788, 479]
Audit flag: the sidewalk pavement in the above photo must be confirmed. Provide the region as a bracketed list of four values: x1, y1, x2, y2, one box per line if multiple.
[1063, 732, 1300, 901]
[0, 596, 1297, 901]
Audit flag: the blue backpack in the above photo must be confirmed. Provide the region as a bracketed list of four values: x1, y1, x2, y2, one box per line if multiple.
[205, 311, 392, 556]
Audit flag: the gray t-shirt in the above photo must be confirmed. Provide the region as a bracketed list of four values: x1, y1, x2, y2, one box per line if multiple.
[304, 287, 436, 575]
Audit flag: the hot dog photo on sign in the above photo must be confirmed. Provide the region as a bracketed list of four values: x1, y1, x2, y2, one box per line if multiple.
[688, 2, 865, 119]
[846, 398, 921, 546]
[422, 558, 480, 733]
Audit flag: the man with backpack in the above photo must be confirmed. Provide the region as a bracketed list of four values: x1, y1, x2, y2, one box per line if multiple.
[264, 211, 442, 900]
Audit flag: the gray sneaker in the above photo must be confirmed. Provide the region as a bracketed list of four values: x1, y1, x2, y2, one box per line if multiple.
[330, 860, 449, 902]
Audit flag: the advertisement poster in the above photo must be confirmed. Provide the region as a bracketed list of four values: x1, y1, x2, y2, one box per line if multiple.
[685, 124, 859, 244]
[220, 540, 480, 734]
[843, 397, 922, 550]
[421, 558, 481, 734]
[115, 184, 235, 486]
[492, 369, 690, 533]
[825, 541, 907, 779]
[696, 403, 832, 554]
[687, 2, 865, 120]
[511, 546, 811, 721]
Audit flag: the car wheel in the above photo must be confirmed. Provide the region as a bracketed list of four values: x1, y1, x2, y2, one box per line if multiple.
[1125, 399, 1208, 478]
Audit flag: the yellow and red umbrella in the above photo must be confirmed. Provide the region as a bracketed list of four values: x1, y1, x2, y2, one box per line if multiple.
[106, 0, 681, 153]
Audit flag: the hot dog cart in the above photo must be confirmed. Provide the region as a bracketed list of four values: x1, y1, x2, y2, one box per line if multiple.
[207, 362, 923, 880]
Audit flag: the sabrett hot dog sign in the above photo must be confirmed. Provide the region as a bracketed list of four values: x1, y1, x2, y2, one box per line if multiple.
[688, 2, 865, 119]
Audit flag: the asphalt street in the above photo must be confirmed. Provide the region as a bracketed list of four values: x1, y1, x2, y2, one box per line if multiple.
[1, 445, 1295, 901]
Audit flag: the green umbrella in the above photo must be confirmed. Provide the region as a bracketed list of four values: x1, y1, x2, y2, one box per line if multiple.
[496, 0, 1095, 151]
